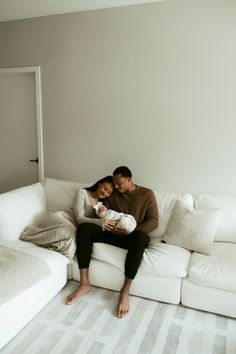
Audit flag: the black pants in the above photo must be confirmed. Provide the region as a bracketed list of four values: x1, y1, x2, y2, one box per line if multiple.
[76, 223, 149, 279]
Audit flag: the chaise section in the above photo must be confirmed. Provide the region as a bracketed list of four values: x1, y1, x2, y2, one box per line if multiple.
[0, 240, 69, 350]
[0, 183, 69, 349]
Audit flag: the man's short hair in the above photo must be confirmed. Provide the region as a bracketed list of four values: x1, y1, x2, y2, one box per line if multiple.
[113, 166, 132, 178]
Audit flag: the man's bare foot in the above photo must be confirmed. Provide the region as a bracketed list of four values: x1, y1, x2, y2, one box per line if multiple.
[65, 284, 91, 305]
[116, 289, 129, 318]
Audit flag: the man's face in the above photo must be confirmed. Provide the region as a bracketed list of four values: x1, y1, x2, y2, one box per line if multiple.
[113, 174, 131, 193]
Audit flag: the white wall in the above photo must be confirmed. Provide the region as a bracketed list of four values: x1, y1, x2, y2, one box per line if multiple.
[0, 0, 236, 195]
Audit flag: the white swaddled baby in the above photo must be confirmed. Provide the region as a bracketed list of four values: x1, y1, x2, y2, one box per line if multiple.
[93, 202, 137, 234]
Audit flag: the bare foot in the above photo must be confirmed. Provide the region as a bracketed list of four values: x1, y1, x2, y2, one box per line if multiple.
[116, 289, 129, 318]
[65, 284, 91, 305]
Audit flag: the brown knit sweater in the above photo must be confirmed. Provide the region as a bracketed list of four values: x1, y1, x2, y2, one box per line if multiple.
[105, 185, 158, 234]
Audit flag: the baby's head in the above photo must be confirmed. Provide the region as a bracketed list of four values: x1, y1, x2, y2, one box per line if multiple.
[97, 205, 107, 217]
[93, 202, 107, 218]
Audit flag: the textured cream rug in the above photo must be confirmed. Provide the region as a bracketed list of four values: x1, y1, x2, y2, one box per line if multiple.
[2, 281, 236, 354]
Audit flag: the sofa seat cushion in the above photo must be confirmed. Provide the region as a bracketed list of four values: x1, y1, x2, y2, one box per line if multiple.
[0, 245, 52, 305]
[0, 239, 69, 273]
[187, 242, 236, 292]
[92, 241, 191, 278]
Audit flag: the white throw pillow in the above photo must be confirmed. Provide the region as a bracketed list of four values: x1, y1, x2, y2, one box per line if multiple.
[148, 193, 193, 239]
[163, 199, 221, 255]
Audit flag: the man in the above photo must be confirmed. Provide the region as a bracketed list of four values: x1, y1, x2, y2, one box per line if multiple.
[106, 166, 158, 317]
[66, 166, 158, 318]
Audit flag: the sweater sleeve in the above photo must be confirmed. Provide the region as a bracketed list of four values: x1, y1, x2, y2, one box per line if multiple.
[73, 189, 103, 227]
[137, 190, 158, 233]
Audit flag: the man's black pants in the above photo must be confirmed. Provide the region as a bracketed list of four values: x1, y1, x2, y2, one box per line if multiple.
[76, 223, 149, 279]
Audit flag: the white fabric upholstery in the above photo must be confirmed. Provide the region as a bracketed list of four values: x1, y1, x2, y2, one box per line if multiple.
[43, 178, 87, 212]
[187, 242, 236, 292]
[72, 258, 182, 304]
[0, 239, 69, 272]
[163, 199, 221, 255]
[0, 183, 47, 241]
[182, 278, 236, 318]
[149, 193, 193, 238]
[194, 194, 236, 243]
[141, 241, 191, 277]
[0, 266, 67, 350]
[0, 239, 68, 350]
[91, 241, 191, 278]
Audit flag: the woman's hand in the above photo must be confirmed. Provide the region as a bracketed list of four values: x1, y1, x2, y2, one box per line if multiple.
[102, 219, 117, 231]
[102, 219, 129, 235]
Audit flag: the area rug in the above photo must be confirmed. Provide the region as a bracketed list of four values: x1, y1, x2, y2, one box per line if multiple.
[2, 281, 236, 354]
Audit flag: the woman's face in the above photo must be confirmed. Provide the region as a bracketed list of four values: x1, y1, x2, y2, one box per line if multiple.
[98, 182, 114, 199]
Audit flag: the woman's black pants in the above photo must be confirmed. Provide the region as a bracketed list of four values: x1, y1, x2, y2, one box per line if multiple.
[76, 223, 149, 280]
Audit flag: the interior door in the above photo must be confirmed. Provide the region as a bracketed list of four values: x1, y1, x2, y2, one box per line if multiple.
[0, 67, 44, 194]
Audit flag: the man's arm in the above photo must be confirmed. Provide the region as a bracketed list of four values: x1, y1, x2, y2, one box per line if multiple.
[137, 191, 158, 233]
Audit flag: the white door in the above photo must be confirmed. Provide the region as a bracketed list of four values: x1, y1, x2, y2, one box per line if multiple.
[0, 67, 44, 194]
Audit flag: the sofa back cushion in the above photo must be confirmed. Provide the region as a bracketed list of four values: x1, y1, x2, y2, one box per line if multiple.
[43, 179, 194, 241]
[43, 178, 87, 211]
[0, 183, 47, 241]
[194, 195, 236, 243]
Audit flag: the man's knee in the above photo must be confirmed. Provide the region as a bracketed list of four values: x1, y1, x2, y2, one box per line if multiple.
[130, 229, 150, 248]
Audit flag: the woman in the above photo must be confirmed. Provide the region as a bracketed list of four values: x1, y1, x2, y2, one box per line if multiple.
[65, 175, 116, 305]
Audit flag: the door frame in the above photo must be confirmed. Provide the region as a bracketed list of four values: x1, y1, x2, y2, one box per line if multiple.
[0, 66, 44, 182]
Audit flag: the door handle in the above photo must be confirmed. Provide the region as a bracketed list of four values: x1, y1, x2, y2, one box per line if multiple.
[29, 158, 39, 163]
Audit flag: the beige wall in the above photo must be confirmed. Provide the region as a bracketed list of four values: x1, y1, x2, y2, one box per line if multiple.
[0, 0, 236, 195]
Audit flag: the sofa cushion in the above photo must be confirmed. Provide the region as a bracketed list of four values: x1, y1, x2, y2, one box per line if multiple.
[187, 242, 236, 292]
[0, 239, 69, 272]
[0, 183, 47, 241]
[43, 178, 87, 211]
[92, 241, 191, 278]
[194, 195, 236, 243]
[0, 245, 51, 305]
[163, 199, 221, 255]
[148, 193, 193, 239]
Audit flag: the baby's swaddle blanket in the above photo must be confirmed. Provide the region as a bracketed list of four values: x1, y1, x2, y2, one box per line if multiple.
[93, 202, 137, 233]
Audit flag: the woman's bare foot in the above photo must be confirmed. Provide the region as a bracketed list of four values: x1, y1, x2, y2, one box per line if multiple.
[65, 284, 91, 305]
[116, 289, 129, 318]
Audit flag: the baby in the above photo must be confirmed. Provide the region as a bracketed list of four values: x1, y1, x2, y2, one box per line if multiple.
[93, 202, 137, 234]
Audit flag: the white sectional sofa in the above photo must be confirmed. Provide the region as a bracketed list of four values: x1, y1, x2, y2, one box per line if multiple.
[0, 178, 236, 349]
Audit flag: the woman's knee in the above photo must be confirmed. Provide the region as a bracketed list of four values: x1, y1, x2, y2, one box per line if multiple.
[76, 222, 104, 245]
[77, 222, 100, 233]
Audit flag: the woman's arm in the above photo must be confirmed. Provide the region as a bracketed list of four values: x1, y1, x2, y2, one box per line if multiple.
[73, 189, 103, 226]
